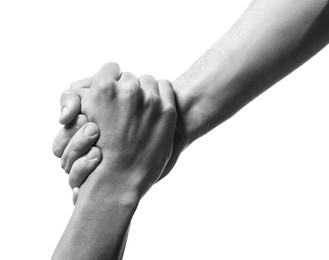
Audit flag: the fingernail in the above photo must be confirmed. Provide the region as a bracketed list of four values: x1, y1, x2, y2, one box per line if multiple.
[84, 124, 98, 137]
[87, 148, 98, 160]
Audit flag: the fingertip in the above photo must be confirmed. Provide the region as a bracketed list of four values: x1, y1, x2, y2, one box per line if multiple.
[73, 115, 89, 131]
[68, 147, 102, 189]
[73, 187, 79, 195]
[87, 146, 102, 161]
[59, 106, 80, 125]
[59, 106, 71, 125]
[59, 91, 81, 125]
[72, 187, 79, 205]
[84, 123, 99, 138]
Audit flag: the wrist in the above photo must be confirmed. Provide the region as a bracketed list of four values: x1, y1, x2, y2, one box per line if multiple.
[173, 41, 246, 144]
[173, 77, 202, 147]
[77, 185, 140, 212]
[76, 161, 142, 208]
[53, 162, 141, 259]
[173, 70, 228, 145]
[53, 191, 138, 260]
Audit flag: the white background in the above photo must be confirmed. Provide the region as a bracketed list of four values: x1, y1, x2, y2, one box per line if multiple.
[1, 0, 328, 259]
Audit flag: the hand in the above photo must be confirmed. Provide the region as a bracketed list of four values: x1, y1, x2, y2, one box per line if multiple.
[76, 62, 177, 200]
[53, 63, 122, 203]
[53, 63, 187, 203]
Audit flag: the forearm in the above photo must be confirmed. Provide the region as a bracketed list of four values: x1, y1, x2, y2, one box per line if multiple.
[52, 163, 140, 260]
[174, 0, 329, 145]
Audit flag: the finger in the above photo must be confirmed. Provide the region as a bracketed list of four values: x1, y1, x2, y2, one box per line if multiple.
[69, 77, 92, 100]
[53, 114, 88, 158]
[158, 79, 175, 107]
[139, 74, 159, 99]
[59, 77, 93, 125]
[119, 72, 139, 85]
[70, 77, 93, 92]
[69, 146, 102, 189]
[72, 187, 79, 205]
[93, 62, 121, 84]
[59, 89, 82, 125]
[61, 123, 99, 173]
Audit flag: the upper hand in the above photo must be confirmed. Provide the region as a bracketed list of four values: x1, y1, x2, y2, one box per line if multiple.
[79, 63, 177, 199]
[53, 62, 187, 203]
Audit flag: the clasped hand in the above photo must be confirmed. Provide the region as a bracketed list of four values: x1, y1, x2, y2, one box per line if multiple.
[53, 62, 179, 203]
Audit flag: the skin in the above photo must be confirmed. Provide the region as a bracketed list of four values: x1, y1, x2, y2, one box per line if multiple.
[53, 0, 329, 258]
[54, 0, 329, 191]
[52, 63, 177, 259]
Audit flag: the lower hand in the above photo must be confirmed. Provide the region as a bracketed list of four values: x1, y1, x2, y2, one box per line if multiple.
[53, 62, 187, 203]
[79, 63, 177, 201]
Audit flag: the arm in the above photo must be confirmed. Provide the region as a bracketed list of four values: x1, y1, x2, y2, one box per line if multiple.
[52, 177, 138, 260]
[174, 0, 329, 145]
[54, 0, 329, 182]
[52, 1, 329, 257]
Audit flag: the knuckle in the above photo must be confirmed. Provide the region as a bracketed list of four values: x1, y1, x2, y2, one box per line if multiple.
[140, 74, 155, 82]
[61, 145, 80, 173]
[146, 94, 161, 108]
[69, 141, 81, 154]
[99, 79, 116, 91]
[121, 72, 134, 78]
[121, 82, 141, 98]
[152, 95, 161, 107]
[62, 89, 72, 96]
[70, 80, 80, 90]
[80, 95, 89, 112]
[70, 77, 92, 90]
[72, 160, 85, 175]
[163, 103, 177, 118]
[143, 95, 162, 116]
[61, 157, 69, 173]
[95, 78, 116, 94]
[158, 79, 172, 87]
[105, 61, 119, 68]
[60, 89, 73, 102]
[126, 81, 140, 93]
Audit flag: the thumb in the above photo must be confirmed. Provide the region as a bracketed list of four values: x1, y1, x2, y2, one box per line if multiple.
[60, 90, 81, 125]
[60, 77, 93, 125]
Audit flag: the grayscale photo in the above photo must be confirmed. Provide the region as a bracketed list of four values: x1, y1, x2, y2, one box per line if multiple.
[1, 0, 329, 259]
